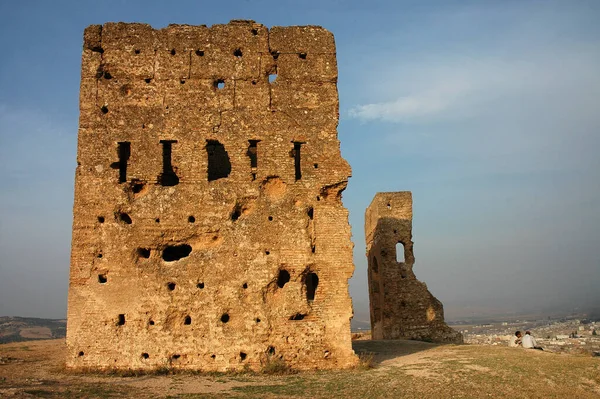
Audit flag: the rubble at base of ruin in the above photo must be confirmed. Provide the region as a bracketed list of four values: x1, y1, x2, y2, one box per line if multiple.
[66, 20, 358, 371]
[365, 192, 463, 344]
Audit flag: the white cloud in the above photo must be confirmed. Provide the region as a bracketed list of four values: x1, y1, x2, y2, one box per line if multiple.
[348, 81, 465, 122]
[347, 39, 600, 126]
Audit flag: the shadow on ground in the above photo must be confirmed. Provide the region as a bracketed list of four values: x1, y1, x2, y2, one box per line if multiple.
[353, 339, 440, 365]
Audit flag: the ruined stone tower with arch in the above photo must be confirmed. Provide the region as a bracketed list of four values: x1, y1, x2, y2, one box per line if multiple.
[365, 192, 462, 343]
[66, 20, 358, 371]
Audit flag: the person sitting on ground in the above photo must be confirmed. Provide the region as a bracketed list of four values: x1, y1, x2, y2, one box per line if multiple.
[509, 330, 522, 347]
[522, 331, 543, 350]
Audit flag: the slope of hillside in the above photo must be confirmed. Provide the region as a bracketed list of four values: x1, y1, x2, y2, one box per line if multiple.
[0, 317, 66, 344]
[0, 339, 598, 398]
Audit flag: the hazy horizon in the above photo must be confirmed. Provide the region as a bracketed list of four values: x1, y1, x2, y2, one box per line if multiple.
[1, 0, 599, 322]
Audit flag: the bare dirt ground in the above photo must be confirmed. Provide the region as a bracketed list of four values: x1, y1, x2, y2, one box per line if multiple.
[1, 339, 599, 398]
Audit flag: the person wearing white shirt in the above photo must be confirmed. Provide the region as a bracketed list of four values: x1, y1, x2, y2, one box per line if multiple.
[522, 331, 543, 350]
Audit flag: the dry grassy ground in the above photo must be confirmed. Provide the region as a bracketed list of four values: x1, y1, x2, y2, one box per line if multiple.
[1, 339, 598, 398]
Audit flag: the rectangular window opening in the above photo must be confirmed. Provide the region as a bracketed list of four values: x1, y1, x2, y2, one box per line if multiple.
[293, 142, 304, 181]
[117, 142, 131, 183]
[159, 140, 179, 186]
[247, 140, 260, 180]
[206, 140, 231, 181]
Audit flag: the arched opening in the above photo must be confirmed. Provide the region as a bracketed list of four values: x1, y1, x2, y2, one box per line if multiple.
[372, 256, 379, 273]
[396, 242, 405, 263]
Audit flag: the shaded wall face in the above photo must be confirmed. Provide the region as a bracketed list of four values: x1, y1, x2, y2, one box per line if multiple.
[365, 193, 462, 343]
[67, 21, 358, 371]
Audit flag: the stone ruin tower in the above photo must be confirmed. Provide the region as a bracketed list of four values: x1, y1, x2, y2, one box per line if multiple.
[365, 192, 462, 343]
[66, 20, 358, 371]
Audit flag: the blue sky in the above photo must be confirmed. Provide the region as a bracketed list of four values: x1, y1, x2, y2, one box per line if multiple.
[1, 0, 599, 322]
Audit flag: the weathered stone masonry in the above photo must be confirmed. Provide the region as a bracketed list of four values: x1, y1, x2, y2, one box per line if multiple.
[67, 20, 358, 371]
[365, 192, 462, 343]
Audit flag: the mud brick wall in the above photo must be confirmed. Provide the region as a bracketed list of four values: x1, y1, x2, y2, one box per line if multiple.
[67, 20, 357, 371]
[365, 192, 462, 343]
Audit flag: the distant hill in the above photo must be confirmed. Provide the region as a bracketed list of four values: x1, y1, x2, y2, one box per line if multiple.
[0, 316, 66, 344]
[351, 318, 371, 331]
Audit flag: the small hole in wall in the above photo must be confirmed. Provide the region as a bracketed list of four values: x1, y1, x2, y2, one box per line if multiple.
[233, 48, 243, 57]
[393, 229, 397, 234]
[214, 79, 225, 89]
[231, 203, 242, 221]
[251, 28, 258, 35]
[100, 105, 109, 114]
[118, 212, 132, 224]
[316, 196, 321, 201]
[271, 51, 279, 60]
[240, 352, 247, 361]
[144, 78, 152, 84]
[142, 353, 149, 359]
[267, 346, 276, 355]
[103, 71, 112, 80]
[131, 180, 145, 194]
[118, 314, 125, 326]
[137, 248, 150, 259]
[170, 49, 176, 56]
[255, 317, 261, 323]
[221, 313, 230, 323]
[265, 250, 270, 255]
[268, 216, 273, 221]
[243, 282, 248, 289]
[149, 319, 155, 325]
[311, 245, 316, 254]
[134, 49, 140, 54]
[98, 216, 105, 223]
[188, 215, 195, 223]
[180, 79, 186, 84]
[211, 354, 216, 359]
[78, 351, 84, 357]
[251, 80, 256, 85]
[162, 244, 192, 262]
[314, 163, 318, 169]
[299, 52, 307, 59]
[195, 49, 204, 56]
[268, 74, 277, 83]
[277, 270, 290, 288]
[97, 253, 103, 259]
[167, 282, 176, 291]
[387, 203, 391, 209]
[172, 354, 181, 360]
[307, 207, 314, 220]
[155, 218, 160, 223]
[197, 282, 205, 289]
[289, 313, 306, 320]
[184, 316, 191, 325]
[91, 46, 104, 54]
[98, 274, 107, 284]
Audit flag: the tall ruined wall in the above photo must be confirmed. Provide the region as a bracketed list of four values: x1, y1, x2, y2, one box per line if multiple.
[365, 192, 462, 343]
[67, 20, 357, 371]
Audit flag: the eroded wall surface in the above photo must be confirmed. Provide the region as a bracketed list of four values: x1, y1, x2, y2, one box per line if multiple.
[67, 20, 357, 371]
[365, 192, 462, 343]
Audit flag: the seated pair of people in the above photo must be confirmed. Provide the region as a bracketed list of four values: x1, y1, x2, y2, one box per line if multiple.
[509, 330, 543, 350]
